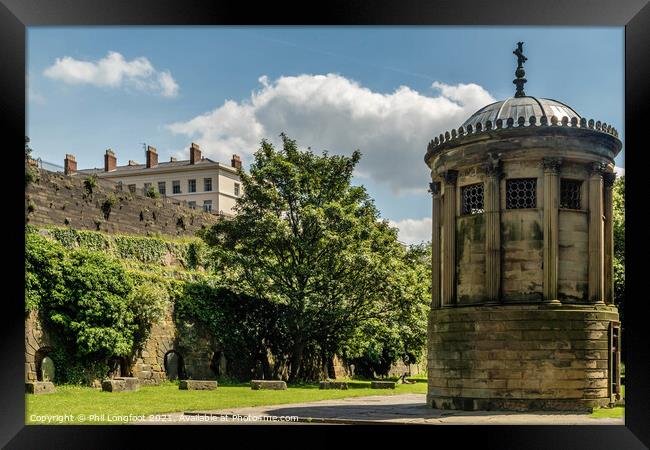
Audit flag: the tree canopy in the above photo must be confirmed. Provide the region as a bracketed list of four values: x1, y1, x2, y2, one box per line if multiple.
[201, 134, 429, 380]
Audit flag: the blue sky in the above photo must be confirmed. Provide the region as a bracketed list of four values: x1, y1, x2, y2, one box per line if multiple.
[27, 26, 624, 244]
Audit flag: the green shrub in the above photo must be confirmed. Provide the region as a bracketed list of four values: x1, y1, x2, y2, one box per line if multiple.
[49, 227, 79, 249]
[84, 175, 97, 194]
[48, 347, 111, 386]
[45, 248, 135, 357]
[114, 235, 167, 264]
[25, 233, 66, 311]
[128, 281, 170, 344]
[101, 195, 117, 220]
[145, 186, 160, 198]
[77, 230, 110, 251]
[186, 240, 208, 269]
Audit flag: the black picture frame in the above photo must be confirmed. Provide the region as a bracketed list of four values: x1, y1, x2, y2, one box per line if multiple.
[2, 0, 649, 448]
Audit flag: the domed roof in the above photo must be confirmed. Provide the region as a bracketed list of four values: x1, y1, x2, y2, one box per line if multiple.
[462, 96, 581, 130]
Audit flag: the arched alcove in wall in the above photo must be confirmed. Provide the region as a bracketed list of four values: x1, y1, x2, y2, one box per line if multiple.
[164, 350, 186, 380]
[34, 347, 55, 382]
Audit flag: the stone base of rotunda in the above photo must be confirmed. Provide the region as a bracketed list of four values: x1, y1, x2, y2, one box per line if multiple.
[427, 304, 619, 412]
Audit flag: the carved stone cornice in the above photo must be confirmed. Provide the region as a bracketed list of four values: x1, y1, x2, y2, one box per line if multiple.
[590, 162, 607, 176]
[442, 170, 458, 186]
[428, 181, 442, 196]
[483, 152, 503, 178]
[541, 157, 562, 173]
[603, 172, 617, 188]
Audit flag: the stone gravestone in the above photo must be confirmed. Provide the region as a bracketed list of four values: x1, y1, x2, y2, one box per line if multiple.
[40, 356, 55, 382]
[250, 380, 287, 390]
[319, 381, 348, 390]
[179, 380, 218, 390]
[165, 352, 180, 380]
[371, 381, 396, 389]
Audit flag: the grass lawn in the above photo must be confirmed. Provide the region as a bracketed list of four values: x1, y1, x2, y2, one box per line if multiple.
[26, 379, 427, 425]
[589, 385, 625, 419]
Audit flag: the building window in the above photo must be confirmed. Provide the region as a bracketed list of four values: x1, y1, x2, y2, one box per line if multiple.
[158, 181, 166, 195]
[172, 180, 181, 194]
[203, 200, 212, 212]
[188, 179, 196, 193]
[143, 182, 152, 191]
[461, 183, 484, 215]
[204, 178, 212, 192]
[506, 178, 537, 209]
[128, 184, 136, 193]
[234, 183, 240, 196]
[560, 179, 582, 209]
[187, 201, 196, 209]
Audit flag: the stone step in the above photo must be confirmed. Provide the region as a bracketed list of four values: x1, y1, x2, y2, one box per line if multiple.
[251, 380, 287, 390]
[179, 380, 218, 390]
[26, 381, 55, 394]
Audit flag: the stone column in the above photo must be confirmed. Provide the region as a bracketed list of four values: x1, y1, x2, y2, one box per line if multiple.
[441, 170, 458, 306]
[483, 155, 502, 303]
[430, 181, 442, 309]
[542, 158, 562, 303]
[588, 163, 606, 304]
[603, 172, 616, 305]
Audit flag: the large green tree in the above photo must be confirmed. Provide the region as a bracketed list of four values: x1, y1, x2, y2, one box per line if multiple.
[202, 135, 426, 381]
[342, 243, 430, 377]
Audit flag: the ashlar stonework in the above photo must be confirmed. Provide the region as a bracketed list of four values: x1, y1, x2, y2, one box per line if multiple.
[424, 45, 622, 411]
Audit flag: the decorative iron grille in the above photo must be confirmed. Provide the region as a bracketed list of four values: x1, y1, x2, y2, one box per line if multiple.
[462, 183, 484, 215]
[506, 178, 536, 209]
[560, 179, 582, 209]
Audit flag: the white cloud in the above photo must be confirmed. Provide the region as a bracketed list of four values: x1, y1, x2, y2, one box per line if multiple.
[614, 166, 625, 176]
[26, 74, 46, 104]
[389, 217, 432, 245]
[166, 74, 495, 193]
[44, 51, 179, 97]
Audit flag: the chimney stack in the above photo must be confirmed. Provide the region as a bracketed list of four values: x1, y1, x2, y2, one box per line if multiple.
[146, 145, 158, 168]
[104, 149, 116, 172]
[64, 154, 77, 175]
[190, 142, 201, 165]
[170, 156, 177, 162]
[231, 154, 242, 170]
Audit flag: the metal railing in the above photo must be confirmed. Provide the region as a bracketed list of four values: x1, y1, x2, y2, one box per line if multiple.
[33, 157, 64, 173]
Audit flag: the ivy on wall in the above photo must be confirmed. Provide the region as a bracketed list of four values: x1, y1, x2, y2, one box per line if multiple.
[34, 226, 208, 269]
[25, 228, 214, 384]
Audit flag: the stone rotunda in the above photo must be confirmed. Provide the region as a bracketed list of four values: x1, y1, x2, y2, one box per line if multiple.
[424, 43, 622, 411]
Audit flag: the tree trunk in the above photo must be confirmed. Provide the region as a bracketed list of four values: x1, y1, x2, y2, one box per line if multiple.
[288, 341, 305, 382]
[259, 349, 272, 379]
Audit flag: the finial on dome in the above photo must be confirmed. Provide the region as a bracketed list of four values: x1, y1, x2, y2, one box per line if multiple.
[513, 42, 528, 98]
